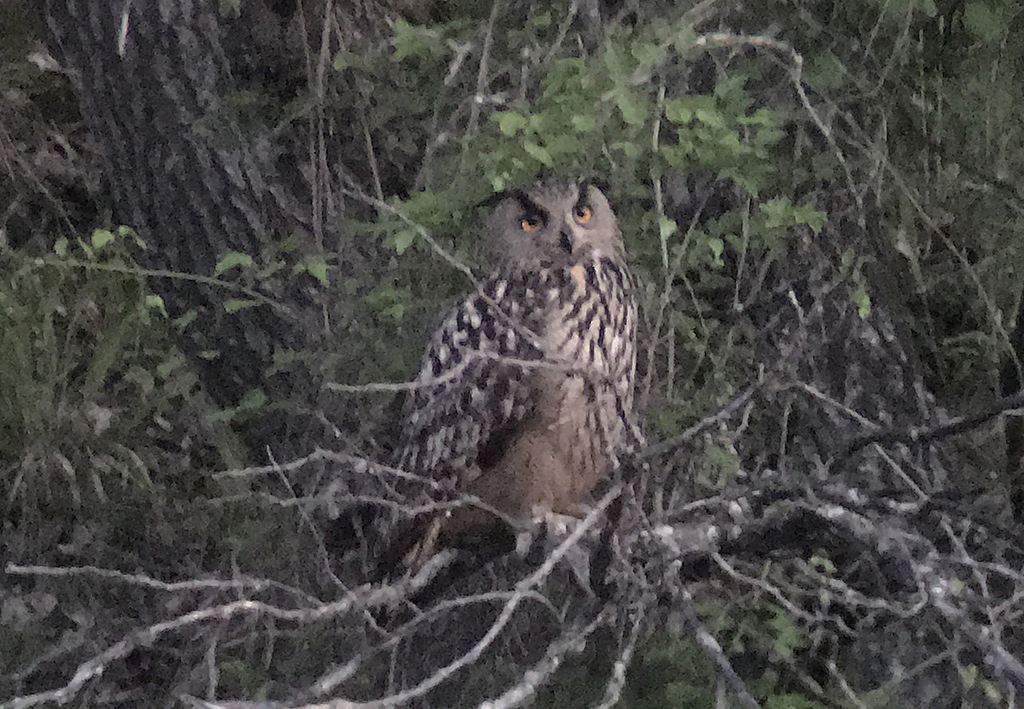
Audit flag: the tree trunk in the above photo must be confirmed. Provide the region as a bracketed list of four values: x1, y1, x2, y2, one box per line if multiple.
[43, 0, 383, 457]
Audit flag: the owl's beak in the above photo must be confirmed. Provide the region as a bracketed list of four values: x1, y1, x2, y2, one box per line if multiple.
[558, 226, 573, 255]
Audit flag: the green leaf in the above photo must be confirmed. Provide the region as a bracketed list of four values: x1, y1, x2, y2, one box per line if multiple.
[765, 694, 820, 709]
[852, 283, 871, 318]
[602, 41, 628, 81]
[614, 88, 647, 126]
[215, 252, 254, 275]
[717, 132, 742, 151]
[672, 25, 698, 54]
[959, 664, 978, 690]
[713, 72, 749, 102]
[391, 17, 444, 61]
[157, 352, 184, 378]
[570, 114, 596, 132]
[631, 40, 666, 71]
[981, 677, 1002, 703]
[144, 294, 167, 317]
[664, 99, 693, 124]
[54, 237, 68, 257]
[805, 50, 846, 89]
[524, 141, 554, 167]
[116, 225, 144, 249]
[705, 443, 738, 482]
[392, 228, 417, 254]
[768, 607, 804, 660]
[658, 215, 677, 241]
[693, 107, 726, 129]
[174, 310, 198, 330]
[495, 111, 528, 136]
[332, 49, 359, 72]
[762, 197, 825, 232]
[125, 365, 155, 393]
[82, 310, 134, 395]
[963, 1, 1002, 42]
[297, 255, 329, 285]
[236, 388, 268, 413]
[795, 204, 827, 233]
[648, 404, 687, 437]
[224, 298, 258, 313]
[91, 228, 115, 251]
[810, 554, 835, 574]
[708, 236, 724, 265]
[365, 285, 410, 323]
[611, 140, 640, 160]
[529, 10, 552, 29]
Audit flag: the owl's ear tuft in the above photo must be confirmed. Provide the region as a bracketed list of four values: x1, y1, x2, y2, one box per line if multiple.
[578, 176, 611, 195]
[479, 187, 534, 210]
[478, 189, 511, 209]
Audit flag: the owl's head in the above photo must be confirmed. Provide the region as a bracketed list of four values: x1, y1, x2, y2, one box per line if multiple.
[482, 178, 623, 270]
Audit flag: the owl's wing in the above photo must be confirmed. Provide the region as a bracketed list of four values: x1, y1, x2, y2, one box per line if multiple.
[394, 272, 550, 485]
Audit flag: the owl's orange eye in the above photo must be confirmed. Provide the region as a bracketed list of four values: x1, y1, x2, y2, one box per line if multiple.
[520, 216, 542, 232]
[573, 204, 592, 224]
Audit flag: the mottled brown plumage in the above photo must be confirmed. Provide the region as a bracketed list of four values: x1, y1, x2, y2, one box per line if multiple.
[392, 178, 641, 566]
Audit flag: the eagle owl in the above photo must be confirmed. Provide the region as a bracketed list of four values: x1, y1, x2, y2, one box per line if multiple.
[391, 177, 640, 566]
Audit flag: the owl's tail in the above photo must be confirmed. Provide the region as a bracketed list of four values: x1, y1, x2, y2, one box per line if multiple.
[373, 507, 515, 582]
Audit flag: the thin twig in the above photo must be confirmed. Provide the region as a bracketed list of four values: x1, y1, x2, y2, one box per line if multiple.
[0, 557, 454, 709]
[467, 0, 503, 134]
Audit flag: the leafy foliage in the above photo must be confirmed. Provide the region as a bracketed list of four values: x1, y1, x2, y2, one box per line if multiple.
[5, 0, 1024, 706]
[0, 230, 189, 510]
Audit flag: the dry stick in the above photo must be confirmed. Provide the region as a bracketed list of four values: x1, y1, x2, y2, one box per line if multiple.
[711, 553, 816, 624]
[264, 446, 350, 591]
[308, 589, 553, 701]
[649, 82, 677, 403]
[795, 498, 1024, 691]
[881, 140, 1015, 364]
[237, 488, 522, 530]
[673, 585, 762, 709]
[4, 564, 318, 604]
[828, 387, 1024, 473]
[922, 568, 1024, 692]
[212, 448, 445, 491]
[338, 183, 477, 284]
[475, 608, 613, 709]
[182, 608, 608, 709]
[827, 660, 872, 709]
[591, 601, 649, 709]
[639, 375, 764, 459]
[312, 486, 624, 709]
[467, 0, 502, 135]
[0, 555, 453, 709]
[184, 492, 622, 709]
[312, 0, 333, 250]
[638, 186, 712, 410]
[21, 254, 291, 314]
[326, 351, 584, 395]
[828, 86, 1016, 370]
[541, 0, 579, 66]
[209, 444, 540, 529]
[156, 493, 619, 709]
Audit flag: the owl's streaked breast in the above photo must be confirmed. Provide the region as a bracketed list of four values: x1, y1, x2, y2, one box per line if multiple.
[543, 257, 639, 471]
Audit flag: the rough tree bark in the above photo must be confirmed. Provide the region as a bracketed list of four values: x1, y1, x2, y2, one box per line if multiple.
[42, 0, 384, 457]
